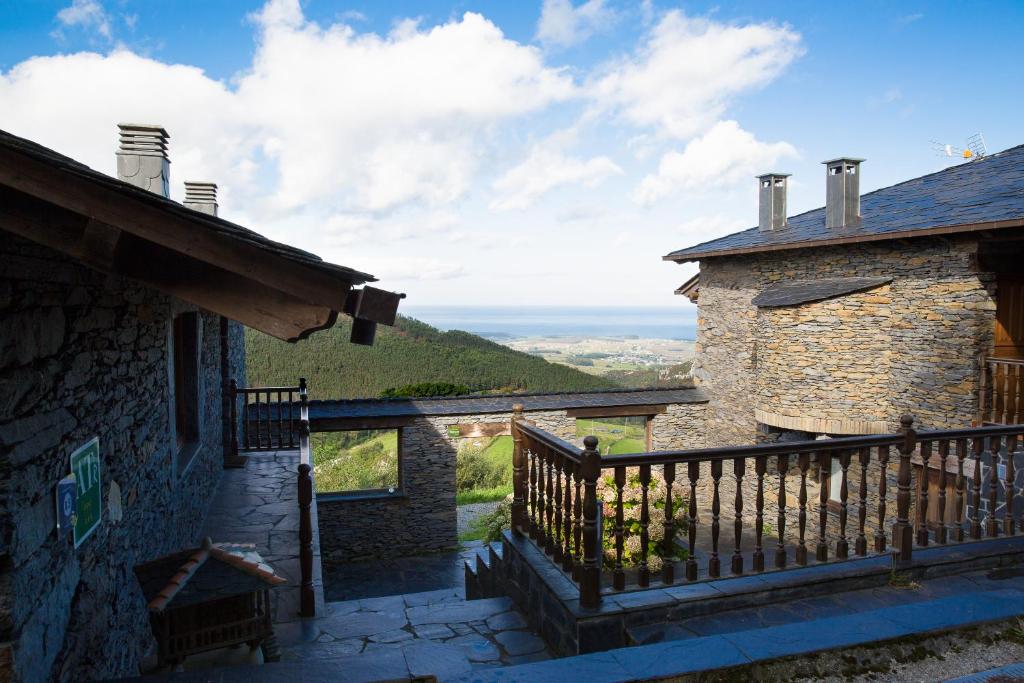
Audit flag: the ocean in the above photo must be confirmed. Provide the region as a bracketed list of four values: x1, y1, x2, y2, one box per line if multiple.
[401, 306, 696, 341]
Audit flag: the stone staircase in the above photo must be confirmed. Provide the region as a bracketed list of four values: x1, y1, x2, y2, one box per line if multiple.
[464, 541, 506, 600]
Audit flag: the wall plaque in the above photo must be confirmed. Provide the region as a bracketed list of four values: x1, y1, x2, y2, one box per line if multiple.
[70, 437, 102, 547]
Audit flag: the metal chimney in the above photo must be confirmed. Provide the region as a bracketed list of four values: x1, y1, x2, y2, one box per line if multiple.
[116, 123, 170, 198]
[183, 182, 218, 216]
[823, 157, 864, 228]
[757, 173, 790, 232]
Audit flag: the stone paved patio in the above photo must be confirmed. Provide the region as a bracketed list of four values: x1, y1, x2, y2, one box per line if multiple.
[275, 590, 552, 680]
[202, 449, 324, 625]
[323, 543, 484, 602]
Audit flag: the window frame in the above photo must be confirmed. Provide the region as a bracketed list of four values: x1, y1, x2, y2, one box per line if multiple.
[573, 414, 653, 454]
[312, 426, 405, 502]
[169, 311, 203, 475]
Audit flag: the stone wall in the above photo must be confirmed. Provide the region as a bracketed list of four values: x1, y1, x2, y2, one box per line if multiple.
[0, 232, 230, 682]
[693, 237, 996, 447]
[317, 403, 707, 564]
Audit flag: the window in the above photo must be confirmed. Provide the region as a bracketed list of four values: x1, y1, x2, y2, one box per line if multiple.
[575, 416, 649, 455]
[312, 429, 400, 495]
[171, 312, 201, 471]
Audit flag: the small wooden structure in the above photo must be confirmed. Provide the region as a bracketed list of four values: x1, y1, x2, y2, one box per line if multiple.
[134, 538, 286, 669]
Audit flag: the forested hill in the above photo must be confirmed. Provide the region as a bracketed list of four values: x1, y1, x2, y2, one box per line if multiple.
[245, 315, 616, 399]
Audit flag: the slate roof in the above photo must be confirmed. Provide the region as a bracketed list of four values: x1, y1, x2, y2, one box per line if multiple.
[665, 144, 1024, 262]
[751, 277, 892, 308]
[307, 387, 707, 421]
[0, 128, 375, 284]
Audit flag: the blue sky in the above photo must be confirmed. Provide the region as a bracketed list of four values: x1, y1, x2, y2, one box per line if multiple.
[2, 1, 1022, 310]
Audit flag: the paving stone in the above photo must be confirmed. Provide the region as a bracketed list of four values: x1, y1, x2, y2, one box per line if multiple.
[402, 641, 473, 679]
[318, 610, 408, 640]
[450, 623, 475, 636]
[406, 596, 513, 625]
[357, 595, 407, 614]
[503, 651, 552, 666]
[412, 623, 455, 640]
[487, 611, 528, 632]
[447, 634, 502, 662]
[368, 628, 414, 644]
[494, 630, 546, 656]
[403, 588, 463, 608]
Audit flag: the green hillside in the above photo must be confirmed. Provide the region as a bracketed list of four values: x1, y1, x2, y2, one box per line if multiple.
[245, 315, 616, 399]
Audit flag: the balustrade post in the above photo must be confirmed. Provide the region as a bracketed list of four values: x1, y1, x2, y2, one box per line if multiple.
[579, 436, 602, 609]
[511, 405, 526, 535]
[977, 355, 989, 425]
[298, 457, 315, 618]
[893, 415, 916, 565]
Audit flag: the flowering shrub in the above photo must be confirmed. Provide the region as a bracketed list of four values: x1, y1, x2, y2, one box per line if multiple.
[596, 467, 689, 573]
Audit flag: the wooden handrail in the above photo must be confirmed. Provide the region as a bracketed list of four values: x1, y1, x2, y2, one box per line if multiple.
[231, 378, 306, 452]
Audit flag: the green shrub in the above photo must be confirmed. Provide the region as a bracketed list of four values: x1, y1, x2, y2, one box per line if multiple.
[456, 444, 510, 492]
[480, 496, 512, 543]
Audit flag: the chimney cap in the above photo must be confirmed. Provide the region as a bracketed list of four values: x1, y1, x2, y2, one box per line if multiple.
[756, 172, 791, 179]
[117, 123, 169, 158]
[821, 157, 865, 165]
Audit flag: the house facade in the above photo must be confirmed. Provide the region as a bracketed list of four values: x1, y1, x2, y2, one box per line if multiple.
[0, 125, 400, 682]
[666, 149, 1024, 448]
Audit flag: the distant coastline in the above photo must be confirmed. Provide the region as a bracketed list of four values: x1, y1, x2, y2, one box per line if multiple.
[402, 305, 696, 341]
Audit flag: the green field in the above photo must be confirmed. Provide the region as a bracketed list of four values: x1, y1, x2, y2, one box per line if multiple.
[575, 417, 647, 455]
[312, 429, 399, 493]
[456, 435, 513, 505]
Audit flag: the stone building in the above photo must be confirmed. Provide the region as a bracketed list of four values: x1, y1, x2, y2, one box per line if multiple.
[0, 125, 401, 682]
[666, 148, 1024, 448]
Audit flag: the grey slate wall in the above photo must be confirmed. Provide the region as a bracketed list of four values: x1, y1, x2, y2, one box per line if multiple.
[317, 403, 706, 564]
[0, 232, 229, 682]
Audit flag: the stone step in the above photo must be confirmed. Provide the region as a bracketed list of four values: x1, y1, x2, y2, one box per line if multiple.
[448, 588, 1024, 682]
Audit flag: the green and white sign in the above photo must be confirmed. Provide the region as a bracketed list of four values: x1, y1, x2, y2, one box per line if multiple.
[70, 437, 102, 548]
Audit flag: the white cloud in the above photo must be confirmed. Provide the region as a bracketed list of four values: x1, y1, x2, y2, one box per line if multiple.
[360, 256, 468, 282]
[490, 141, 622, 211]
[632, 120, 797, 205]
[590, 10, 802, 139]
[675, 215, 750, 244]
[54, 0, 113, 41]
[536, 0, 616, 49]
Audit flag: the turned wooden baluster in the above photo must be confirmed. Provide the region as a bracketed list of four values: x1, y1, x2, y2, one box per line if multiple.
[971, 436, 984, 539]
[875, 445, 889, 552]
[639, 464, 652, 587]
[754, 456, 766, 572]
[613, 466, 626, 590]
[553, 451, 564, 563]
[544, 447, 555, 554]
[837, 450, 851, 559]
[240, 389, 249, 450]
[663, 463, 677, 585]
[817, 452, 831, 563]
[796, 453, 809, 566]
[579, 436, 602, 609]
[988, 436, 1001, 538]
[709, 460, 722, 578]
[686, 461, 699, 581]
[775, 454, 789, 569]
[276, 390, 284, 448]
[573, 462, 583, 581]
[1002, 365, 1012, 423]
[254, 391, 261, 448]
[894, 415, 916, 564]
[1007, 435, 1017, 536]
[511, 405, 526, 534]
[732, 458, 745, 575]
[529, 446, 539, 540]
[562, 456, 574, 571]
[856, 447, 870, 556]
[917, 441, 931, 547]
[954, 439, 966, 542]
[936, 440, 949, 544]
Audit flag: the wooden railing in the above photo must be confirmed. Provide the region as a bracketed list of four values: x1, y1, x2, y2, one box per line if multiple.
[230, 378, 306, 453]
[512, 409, 1024, 608]
[979, 357, 1024, 425]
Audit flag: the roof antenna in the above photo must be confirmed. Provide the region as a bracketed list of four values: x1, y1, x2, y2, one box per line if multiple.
[931, 133, 987, 161]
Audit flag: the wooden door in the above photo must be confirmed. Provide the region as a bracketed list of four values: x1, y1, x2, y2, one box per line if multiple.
[995, 276, 1024, 358]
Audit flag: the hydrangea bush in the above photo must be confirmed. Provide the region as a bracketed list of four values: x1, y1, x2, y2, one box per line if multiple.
[596, 467, 689, 573]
